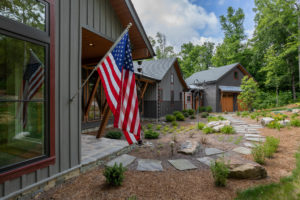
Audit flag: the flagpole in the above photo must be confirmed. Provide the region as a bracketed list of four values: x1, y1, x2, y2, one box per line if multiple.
[70, 23, 133, 102]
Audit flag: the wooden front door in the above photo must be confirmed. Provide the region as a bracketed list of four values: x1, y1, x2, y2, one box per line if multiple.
[221, 93, 234, 112]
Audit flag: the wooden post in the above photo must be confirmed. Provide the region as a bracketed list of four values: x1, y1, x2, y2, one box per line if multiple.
[96, 102, 111, 138]
[140, 82, 148, 99]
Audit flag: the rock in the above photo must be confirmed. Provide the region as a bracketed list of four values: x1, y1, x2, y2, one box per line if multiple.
[246, 137, 266, 142]
[168, 159, 197, 171]
[137, 159, 163, 171]
[245, 134, 264, 138]
[244, 142, 255, 148]
[232, 147, 252, 155]
[229, 163, 267, 179]
[279, 119, 290, 126]
[106, 154, 136, 167]
[206, 121, 220, 127]
[205, 148, 224, 156]
[197, 157, 215, 166]
[261, 117, 274, 126]
[292, 109, 300, 114]
[221, 120, 231, 126]
[178, 140, 199, 155]
[212, 124, 225, 132]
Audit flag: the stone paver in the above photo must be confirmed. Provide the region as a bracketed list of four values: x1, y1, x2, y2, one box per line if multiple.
[244, 142, 256, 148]
[205, 148, 224, 156]
[178, 140, 199, 155]
[168, 159, 197, 171]
[232, 147, 252, 155]
[245, 134, 264, 138]
[246, 137, 266, 142]
[197, 157, 215, 166]
[137, 159, 163, 171]
[106, 154, 136, 167]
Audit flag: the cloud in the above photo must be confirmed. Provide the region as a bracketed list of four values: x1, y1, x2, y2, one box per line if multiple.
[131, 0, 221, 52]
[245, 28, 254, 39]
[218, 0, 226, 5]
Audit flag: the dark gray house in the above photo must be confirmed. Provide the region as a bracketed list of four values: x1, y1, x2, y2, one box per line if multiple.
[0, 0, 154, 199]
[185, 63, 251, 112]
[134, 57, 188, 119]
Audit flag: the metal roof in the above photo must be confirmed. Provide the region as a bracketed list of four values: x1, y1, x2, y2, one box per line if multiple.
[219, 85, 242, 92]
[185, 63, 239, 85]
[133, 57, 177, 80]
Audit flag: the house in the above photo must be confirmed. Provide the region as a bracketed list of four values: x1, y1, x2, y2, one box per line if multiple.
[0, 0, 154, 199]
[133, 57, 188, 119]
[185, 63, 251, 112]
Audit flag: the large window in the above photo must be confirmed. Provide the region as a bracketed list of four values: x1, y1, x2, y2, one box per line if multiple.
[0, 0, 54, 177]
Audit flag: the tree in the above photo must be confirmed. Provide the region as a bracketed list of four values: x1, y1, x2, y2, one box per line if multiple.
[238, 76, 259, 111]
[149, 32, 175, 59]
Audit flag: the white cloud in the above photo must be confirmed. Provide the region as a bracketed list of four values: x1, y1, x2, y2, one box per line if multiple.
[245, 28, 254, 39]
[131, 0, 221, 52]
[218, 0, 226, 5]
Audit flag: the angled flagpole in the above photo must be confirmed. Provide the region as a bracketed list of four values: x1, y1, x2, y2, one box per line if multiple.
[70, 23, 133, 102]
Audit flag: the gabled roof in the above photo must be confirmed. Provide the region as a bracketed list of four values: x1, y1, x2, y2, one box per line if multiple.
[186, 63, 248, 85]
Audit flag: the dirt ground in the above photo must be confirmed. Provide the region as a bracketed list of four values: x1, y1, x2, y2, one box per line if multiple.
[36, 113, 300, 200]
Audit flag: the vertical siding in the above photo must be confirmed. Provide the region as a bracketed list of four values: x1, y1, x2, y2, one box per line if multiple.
[203, 84, 217, 112]
[1, 0, 123, 198]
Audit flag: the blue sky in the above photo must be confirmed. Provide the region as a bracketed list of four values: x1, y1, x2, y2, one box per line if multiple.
[131, 0, 256, 52]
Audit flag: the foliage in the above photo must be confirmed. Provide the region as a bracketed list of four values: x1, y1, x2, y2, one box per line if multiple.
[144, 129, 160, 139]
[206, 106, 213, 113]
[207, 115, 226, 122]
[253, 91, 299, 109]
[174, 112, 185, 121]
[148, 32, 175, 59]
[236, 111, 240, 116]
[182, 109, 189, 117]
[290, 119, 300, 127]
[264, 136, 280, 158]
[165, 114, 176, 122]
[105, 131, 122, 139]
[128, 195, 137, 200]
[210, 159, 230, 187]
[234, 136, 243, 145]
[203, 127, 214, 134]
[201, 112, 209, 118]
[147, 124, 153, 129]
[198, 107, 206, 112]
[241, 111, 249, 117]
[156, 125, 162, 131]
[188, 109, 195, 116]
[163, 125, 169, 133]
[220, 125, 235, 134]
[103, 163, 126, 186]
[266, 121, 283, 130]
[190, 114, 196, 119]
[252, 144, 265, 164]
[197, 122, 205, 130]
[171, 121, 178, 127]
[238, 76, 259, 111]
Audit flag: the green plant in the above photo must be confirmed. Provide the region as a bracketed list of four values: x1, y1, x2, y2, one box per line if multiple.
[206, 106, 213, 113]
[200, 136, 208, 144]
[241, 111, 249, 117]
[236, 111, 241, 116]
[163, 125, 169, 132]
[264, 136, 280, 158]
[170, 141, 175, 155]
[147, 124, 153, 129]
[182, 109, 189, 117]
[197, 122, 205, 130]
[171, 121, 178, 127]
[105, 131, 122, 139]
[218, 116, 226, 120]
[144, 129, 160, 139]
[203, 126, 214, 134]
[165, 114, 176, 122]
[238, 76, 259, 110]
[291, 113, 299, 119]
[252, 144, 265, 164]
[267, 121, 284, 130]
[234, 136, 243, 145]
[128, 195, 137, 200]
[173, 111, 181, 116]
[207, 116, 218, 122]
[290, 118, 300, 127]
[188, 109, 195, 116]
[156, 125, 162, 131]
[174, 112, 185, 121]
[189, 132, 195, 138]
[210, 159, 229, 187]
[103, 163, 126, 186]
[220, 125, 235, 134]
[201, 112, 209, 118]
[190, 114, 196, 119]
[198, 106, 206, 112]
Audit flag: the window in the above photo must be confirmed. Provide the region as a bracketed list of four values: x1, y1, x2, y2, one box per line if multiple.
[234, 71, 238, 80]
[171, 73, 174, 84]
[0, 0, 54, 180]
[187, 96, 191, 102]
[171, 90, 174, 105]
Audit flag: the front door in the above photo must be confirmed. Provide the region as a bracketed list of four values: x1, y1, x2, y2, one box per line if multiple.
[221, 93, 234, 112]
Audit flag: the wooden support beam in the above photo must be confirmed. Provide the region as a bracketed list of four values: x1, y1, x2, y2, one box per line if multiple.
[96, 102, 111, 138]
[84, 77, 100, 118]
[140, 82, 148, 99]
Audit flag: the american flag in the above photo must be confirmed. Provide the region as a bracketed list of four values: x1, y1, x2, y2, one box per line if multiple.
[97, 32, 140, 145]
[22, 50, 44, 128]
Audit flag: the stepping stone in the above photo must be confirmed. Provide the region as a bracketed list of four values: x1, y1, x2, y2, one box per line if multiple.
[244, 142, 256, 148]
[168, 159, 197, 171]
[137, 159, 163, 171]
[197, 157, 215, 166]
[205, 148, 224, 156]
[106, 154, 136, 167]
[178, 140, 199, 155]
[246, 137, 266, 142]
[232, 147, 252, 155]
[245, 134, 264, 138]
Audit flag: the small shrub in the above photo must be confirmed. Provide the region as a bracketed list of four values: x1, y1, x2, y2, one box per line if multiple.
[182, 109, 189, 117]
[220, 125, 235, 134]
[166, 114, 176, 122]
[291, 113, 299, 119]
[198, 106, 206, 112]
[265, 136, 280, 154]
[207, 116, 218, 122]
[291, 119, 300, 127]
[105, 131, 122, 139]
[218, 116, 226, 120]
[264, 143, 276, 158]
[163, 125, 169, 132]
[190, 114, 196, 119]
[171, 121, 178, 127]
[203, 126, 214, 134]
[188, 109, 195, 116]
[173, 111, 181, 116]
[241, 111, 249, 117]
[144, 129, 159, 139]
[267, 121, 283, 130]
[175, 112, 185, 121]
[250, 113, 258, 120]
[206, 106, 213, 113]
[236, 111, 240, 116]
[201, 112, 209, 118]
[197, 122, 205, 130]
[103, 163, 126, 186]
[252, 144, 265, 164]
[128, 195, 137, 200]
[224, 111, 228, 115]
[156, 125, 162, 131]
[210, 159, 229, 187]
[147, 124, 153, 129]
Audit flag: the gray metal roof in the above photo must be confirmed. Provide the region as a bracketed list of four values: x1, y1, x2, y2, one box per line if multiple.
[133, 57, 177, 80]
[219, 85, 242, 92]
[185, 63, 239, 85]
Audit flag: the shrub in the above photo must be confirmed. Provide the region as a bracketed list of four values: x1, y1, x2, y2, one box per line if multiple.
[291, 119, 300, 127]
[156, 125, 162, 131]
[291, 113, 299, 119]
[188, 109, 195, 116]
[190, 114, 196, 119]
[199, 106, 206, 112]
[210, 159, 229, 187]
[197, 122, 205, 130]
[252, 144, 265, 164]
[105, 131, 122, 139]
[175, 112, 185, 121]
[218, 116, 226, 120]
[171, 121, 178, 127]
[236, 111, 241, 116]
[173, 111, 181, 116]
[144, 129, 160, 139]
[267, 121, 284, 130]
[182, 109, 189, 117]
[201, 112, 209, 118]
[103, 163, 126, 186]
[241, 111, 249, 117]
[220, 125, 235, 134]
[203, 126, 214, 134]
[206, 106, 213, 113]
[166, 114, 176, 122]
[264, 136, 280, 158]
[207, 116, 218, 122]
[147, 124, 153, 129]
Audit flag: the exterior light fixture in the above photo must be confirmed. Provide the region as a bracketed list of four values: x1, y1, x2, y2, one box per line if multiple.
[88, 43, 94, 47]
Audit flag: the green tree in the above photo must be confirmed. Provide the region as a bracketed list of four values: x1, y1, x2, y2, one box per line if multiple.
[149, 32, 175, 59]
[238, 76, 259, 111]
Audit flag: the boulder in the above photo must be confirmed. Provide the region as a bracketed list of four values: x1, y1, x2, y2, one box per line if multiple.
[261, 117, 274, 126]
[229, 163, 267, 179]
[206, 121, 220, 128]
[279, 119, 290, 126]
[221, 120, 231, 126]
[178, 140, 199, 155]
[292, 109, 300, 114]
[212, 124, 225, 132]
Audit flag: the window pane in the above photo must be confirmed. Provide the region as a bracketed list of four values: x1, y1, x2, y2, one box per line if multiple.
[0, 101, 44, 168]
[0, 0, 46, 31]
[0, 33, 45, 101]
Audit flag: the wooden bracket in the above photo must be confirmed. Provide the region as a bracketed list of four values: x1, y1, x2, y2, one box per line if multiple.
[96, 102, 111, 138]
[140, 82, 148, 99]
[84, 77, 100, 118]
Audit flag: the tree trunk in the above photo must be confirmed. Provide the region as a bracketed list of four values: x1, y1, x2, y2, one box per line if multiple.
[276, 86, 279, 106]
[292, 72, 297, 101]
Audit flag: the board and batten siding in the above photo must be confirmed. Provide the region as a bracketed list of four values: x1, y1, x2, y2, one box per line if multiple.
[0, 0, 123, 198]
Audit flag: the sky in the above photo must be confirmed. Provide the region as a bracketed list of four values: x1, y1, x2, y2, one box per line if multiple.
[131, 0, 256, 52]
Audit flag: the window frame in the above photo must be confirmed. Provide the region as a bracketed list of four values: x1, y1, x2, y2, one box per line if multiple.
[0, 0, 55, 183]
[171, 73, 174, 85]
[234, 71, 238, 80]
